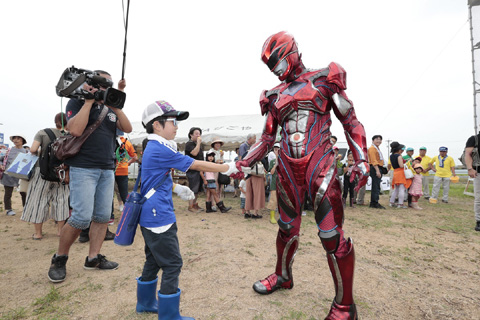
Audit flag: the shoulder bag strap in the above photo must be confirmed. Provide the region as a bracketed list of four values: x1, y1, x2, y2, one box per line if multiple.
[71, 105, 110, 145]
[44, 128, 57, 143]
[139, 171, 171, 205]
[82, 105, 109, 136]
[132, 165, 142, 193]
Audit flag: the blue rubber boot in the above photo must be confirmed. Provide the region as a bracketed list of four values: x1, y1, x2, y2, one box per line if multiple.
[158, 288, 194, 320]
[136, 277, 158, 313]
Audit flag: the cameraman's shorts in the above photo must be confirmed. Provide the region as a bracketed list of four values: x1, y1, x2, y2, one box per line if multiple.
[68, 166, 114, 230]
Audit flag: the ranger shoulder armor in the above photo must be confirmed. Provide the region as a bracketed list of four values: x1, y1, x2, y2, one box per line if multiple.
[259, 89, 279, 115]
[326, 62, 347, 90]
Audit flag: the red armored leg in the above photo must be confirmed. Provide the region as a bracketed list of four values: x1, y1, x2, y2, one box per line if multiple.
[253, 163, 302, 295]
[314, 170, 358, 320]
[252, 228, 298, 294]
[324, 239, 357, 320]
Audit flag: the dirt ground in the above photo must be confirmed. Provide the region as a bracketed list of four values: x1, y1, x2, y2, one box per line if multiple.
[1, 186, 479, 320]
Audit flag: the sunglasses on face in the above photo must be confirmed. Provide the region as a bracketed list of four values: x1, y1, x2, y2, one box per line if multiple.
[165, 118, 178, 126]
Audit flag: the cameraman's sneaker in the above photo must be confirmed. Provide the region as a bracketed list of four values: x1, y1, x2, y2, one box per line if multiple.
[48, 254, 68, 283]
[84, 254, 119, 270]
[104, 229, 115, 241]
[78, 233, 89, 243]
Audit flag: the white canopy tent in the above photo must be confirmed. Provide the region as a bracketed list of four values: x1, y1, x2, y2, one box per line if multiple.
[128, 114, 267, 151]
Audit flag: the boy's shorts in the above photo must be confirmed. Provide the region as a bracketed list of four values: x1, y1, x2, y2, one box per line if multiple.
[240, 197, 246, 209]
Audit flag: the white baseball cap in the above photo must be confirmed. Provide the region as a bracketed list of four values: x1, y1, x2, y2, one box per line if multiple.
[142, 100, 189, 127]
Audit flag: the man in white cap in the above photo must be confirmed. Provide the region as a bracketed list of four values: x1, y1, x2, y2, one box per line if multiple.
[428, 146, 456, 204]
[135, 100, 237, 317]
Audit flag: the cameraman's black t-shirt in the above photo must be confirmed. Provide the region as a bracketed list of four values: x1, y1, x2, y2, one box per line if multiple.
[466, 133, 480, 171]
[65, 99, 117, 170]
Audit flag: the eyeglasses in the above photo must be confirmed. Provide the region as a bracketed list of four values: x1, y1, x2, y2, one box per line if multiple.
[165, 118, 178, 127]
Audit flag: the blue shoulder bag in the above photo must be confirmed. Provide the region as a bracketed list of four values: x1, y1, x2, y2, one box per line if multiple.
[114, 167, 169, 246]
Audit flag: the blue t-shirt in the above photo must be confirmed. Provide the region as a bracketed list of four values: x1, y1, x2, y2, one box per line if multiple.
[65, 99, 118, 169]
[139, 138, 194, 228]
[239, 142, 250, 159]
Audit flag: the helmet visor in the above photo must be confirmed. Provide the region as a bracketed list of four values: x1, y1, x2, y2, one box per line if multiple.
[273, 59, 288, 77]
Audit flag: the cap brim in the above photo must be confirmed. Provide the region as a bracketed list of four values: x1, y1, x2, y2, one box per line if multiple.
[163, 111, 189, 121]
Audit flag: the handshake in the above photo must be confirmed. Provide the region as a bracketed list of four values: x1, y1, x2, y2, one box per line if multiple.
[221, 161, 239, 176]
[221, 160, 256, 180]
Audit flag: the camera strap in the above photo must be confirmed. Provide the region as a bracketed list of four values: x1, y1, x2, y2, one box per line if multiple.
[56, 71, 87, 97]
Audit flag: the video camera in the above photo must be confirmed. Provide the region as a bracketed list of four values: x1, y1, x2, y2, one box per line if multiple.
[55, 66, 126, 109]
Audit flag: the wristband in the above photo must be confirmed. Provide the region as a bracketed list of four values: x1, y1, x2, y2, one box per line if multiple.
[468, 168, 473, 171]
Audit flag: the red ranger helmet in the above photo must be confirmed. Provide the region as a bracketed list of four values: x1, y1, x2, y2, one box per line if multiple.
[261, 31, 301, 81]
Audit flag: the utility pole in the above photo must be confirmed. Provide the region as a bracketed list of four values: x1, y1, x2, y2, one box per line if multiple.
[386, 138, 391, 157]
[469, 0, 480, 134]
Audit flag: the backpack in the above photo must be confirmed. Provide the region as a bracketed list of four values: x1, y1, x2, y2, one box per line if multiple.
[460, 135, 480, 167]
[39, 129, 64, 182]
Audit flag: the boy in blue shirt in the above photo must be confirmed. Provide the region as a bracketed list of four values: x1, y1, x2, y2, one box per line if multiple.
[136, 101, 237, 319]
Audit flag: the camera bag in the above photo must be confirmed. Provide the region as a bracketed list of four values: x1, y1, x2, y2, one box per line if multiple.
[52, 106, 108, 161]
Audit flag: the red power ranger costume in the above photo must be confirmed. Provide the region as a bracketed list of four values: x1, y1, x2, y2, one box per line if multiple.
[236, 31, 369, 320]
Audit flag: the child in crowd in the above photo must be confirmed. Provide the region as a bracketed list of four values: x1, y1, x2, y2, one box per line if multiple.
[409, 163, 424, 210]
[389, 141, 411, 209]
[204, 152, 231, 213]
[342, 151, 357, 208]
[334, 146, 343, 176]
[136, 100, 237, 318]
[239, 176, 249, 218]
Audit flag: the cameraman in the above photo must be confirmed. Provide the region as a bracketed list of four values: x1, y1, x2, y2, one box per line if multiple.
[465, 132, 480, 232]
[48, 70, 132, 283]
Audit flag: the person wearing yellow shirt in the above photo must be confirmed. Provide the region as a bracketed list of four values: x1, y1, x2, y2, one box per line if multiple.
[428, 146, 456, 204]
[415, 147, 432, 200]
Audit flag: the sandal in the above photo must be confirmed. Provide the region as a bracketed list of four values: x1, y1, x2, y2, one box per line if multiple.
[251, 214, 263, 219]
[32, 234, 42, 240]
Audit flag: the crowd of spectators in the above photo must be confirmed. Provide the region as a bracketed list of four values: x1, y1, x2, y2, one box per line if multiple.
[0, 113, 473, 284]
[323, 134, 459, 211]
[0, 121, 467, 234]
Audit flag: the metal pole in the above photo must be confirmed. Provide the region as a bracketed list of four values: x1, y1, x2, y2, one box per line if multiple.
[469, 5, 479, 134]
